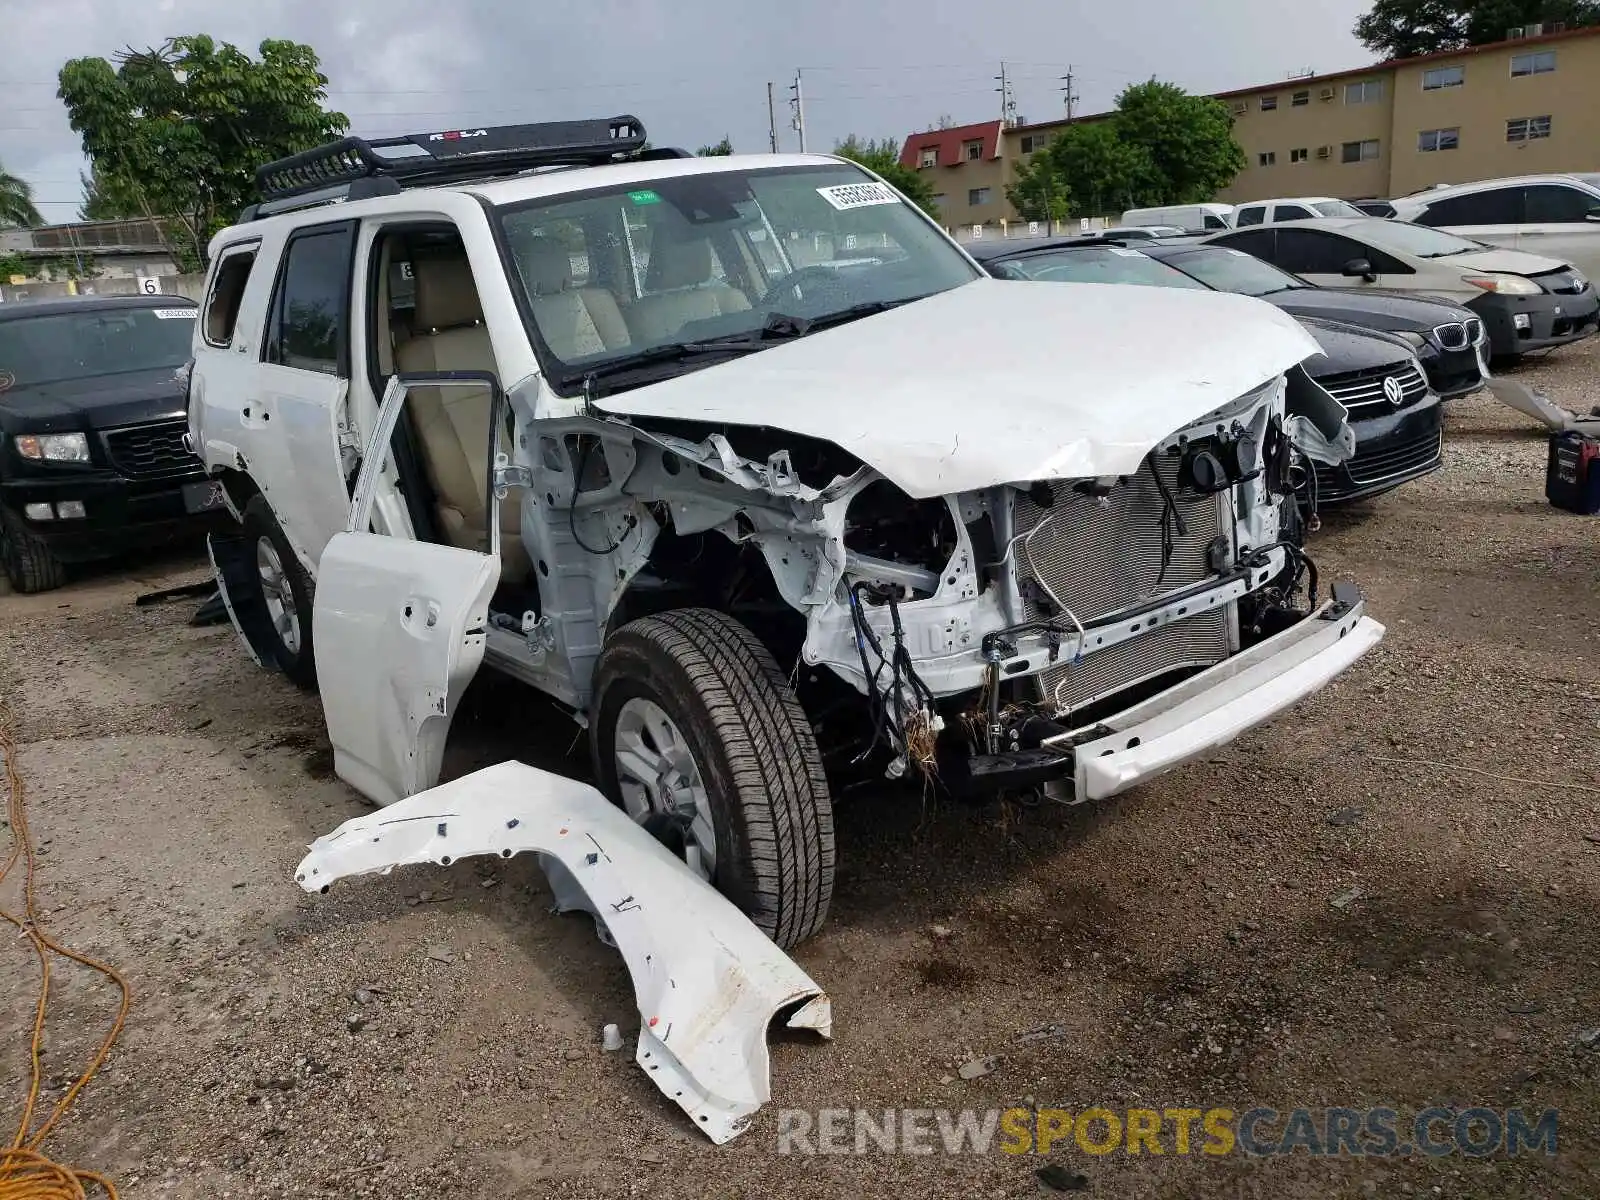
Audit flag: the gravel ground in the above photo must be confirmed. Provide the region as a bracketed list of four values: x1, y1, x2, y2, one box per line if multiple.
[3, 344, 1599, 1199]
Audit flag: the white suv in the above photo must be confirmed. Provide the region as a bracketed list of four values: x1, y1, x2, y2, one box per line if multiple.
[1390, 175, 1600, 280]
[187, 116, 1383, 946]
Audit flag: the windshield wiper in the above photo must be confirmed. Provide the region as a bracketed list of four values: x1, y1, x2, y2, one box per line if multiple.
[558, 297, 928, 396]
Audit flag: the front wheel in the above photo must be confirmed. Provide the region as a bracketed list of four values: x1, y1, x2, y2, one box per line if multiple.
[0, 507, 68, 594]
[241, 495, 317, 691]
[591, 608, 835, 948]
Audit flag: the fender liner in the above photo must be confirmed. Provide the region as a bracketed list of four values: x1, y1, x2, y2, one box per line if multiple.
[294, 761, 831, 1144]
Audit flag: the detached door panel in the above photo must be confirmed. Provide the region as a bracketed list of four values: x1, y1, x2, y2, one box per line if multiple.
[314, 535, 498, 807]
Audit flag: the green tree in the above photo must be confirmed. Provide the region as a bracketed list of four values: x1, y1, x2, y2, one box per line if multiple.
[79, 164, 143, 221]
[696, 136, 734, 156]
[1009, 122, 1153, 220]
[1355, 0, 1599, 58]
[58, 35, 348, 269]
[830, 135, 940, 217]
[1112, 81, 1245, 205]
[1006, 82, 1244, 220]
[0, 162, 43, 229]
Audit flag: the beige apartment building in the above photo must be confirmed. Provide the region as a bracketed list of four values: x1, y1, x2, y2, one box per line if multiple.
[900, 25, 1600, 226]
[1220, 24, 1600, 202]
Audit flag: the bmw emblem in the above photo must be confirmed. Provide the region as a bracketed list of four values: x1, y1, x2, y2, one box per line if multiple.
[1383, 375, 1405, 407]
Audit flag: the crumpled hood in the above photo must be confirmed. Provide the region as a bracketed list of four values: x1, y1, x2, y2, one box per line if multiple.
[598, 278, 1321, 498]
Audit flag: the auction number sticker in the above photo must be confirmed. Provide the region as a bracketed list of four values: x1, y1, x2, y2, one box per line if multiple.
[153, 308, 197, 319]
[816, 182, 900, 210]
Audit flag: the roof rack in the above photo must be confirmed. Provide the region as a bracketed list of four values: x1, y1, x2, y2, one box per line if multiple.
[252, 115, 649, 207]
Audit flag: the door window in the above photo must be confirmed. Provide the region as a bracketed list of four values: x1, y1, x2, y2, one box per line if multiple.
[1522, 185, 1600, 223]
[1415, 188, 1520, 226]
[1274, 204, 1317, 221]
[1235, 206, 1266, 227]
[1274, 229, 1371, 275]
[263, 224, 357, 374]
[1211, 229, 1276, 258]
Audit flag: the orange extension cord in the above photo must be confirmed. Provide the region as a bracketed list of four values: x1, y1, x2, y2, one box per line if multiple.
[0, 697, 129, 1199]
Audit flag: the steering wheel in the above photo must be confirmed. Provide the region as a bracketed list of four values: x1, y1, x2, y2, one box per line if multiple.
[759, 265, 848, 313]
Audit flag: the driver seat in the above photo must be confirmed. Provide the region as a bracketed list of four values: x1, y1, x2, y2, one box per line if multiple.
[626, 233, 751, 344]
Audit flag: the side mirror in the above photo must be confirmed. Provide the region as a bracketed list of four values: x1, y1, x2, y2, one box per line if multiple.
[1342, 258, 1376, 281]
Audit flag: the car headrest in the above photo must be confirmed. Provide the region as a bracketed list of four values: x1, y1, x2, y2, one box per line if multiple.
[410, 256, 483, 331]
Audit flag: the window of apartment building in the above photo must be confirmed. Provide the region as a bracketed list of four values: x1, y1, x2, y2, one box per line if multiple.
[1291, 90, 1310, 106]
[1290, 147, 1309, 163]
[1345, 80, 1384, 104]
[1506, 115, 1553, 142]
[968, 187, 992, 206]
[963, 139, 984, 161]
[1341, 139, 1381, 163]
[1260, 94, 1279, 111]
[919, 146, 938, 168]
[1019, 135, 1037, 154]
[1510, 50, 1556, 76]
[1422, 65, 1465, 90]
[1418, 127, 1460, 152]
[1259, 151, 1276, 166]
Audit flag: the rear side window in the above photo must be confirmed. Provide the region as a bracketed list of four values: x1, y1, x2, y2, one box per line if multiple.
[1416, 189, 1520, 226]
[1235, 206, 1265, 227]
[264, 223, 357, 375]
[1213, 229, 1276, 258]
[1275, 204, 1317, 221]
[203, 245, 258, 347]
[1204, 214, 1228, 229]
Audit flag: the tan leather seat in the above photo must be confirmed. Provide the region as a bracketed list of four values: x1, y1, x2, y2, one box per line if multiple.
[627, 235, 752, 345]
[393, 255, 530, 583]
[514, 237, 630, 360]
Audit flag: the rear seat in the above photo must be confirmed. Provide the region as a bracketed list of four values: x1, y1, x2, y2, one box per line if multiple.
[627, 234, 752, 344]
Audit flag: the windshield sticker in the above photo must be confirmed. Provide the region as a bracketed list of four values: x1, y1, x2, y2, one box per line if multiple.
[816, 182, 900, 211]
[153, 308, 196, 319]
[627, 189, 662, 206]
[1108, 247, 1147, 257]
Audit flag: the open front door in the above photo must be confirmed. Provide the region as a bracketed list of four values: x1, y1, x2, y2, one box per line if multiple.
[313, 371, 509, 807]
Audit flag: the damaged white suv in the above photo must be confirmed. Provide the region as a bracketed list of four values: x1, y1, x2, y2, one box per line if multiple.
[188, 117, 1384, 949]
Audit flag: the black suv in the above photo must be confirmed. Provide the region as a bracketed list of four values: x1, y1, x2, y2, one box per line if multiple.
[0, 295, 227, 592]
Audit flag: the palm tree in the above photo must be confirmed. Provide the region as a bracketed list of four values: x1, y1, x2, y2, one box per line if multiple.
[0, 162, 44, 229]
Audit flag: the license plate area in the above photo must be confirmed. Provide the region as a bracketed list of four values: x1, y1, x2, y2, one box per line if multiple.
[182, 480, 227, 514]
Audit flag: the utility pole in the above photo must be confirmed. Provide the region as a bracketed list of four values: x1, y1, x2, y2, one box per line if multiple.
[1060, 65, 1079, 122]
[767, 82, 779, 153]
[995, 62, 1017, 127]
[789, 71, 807, 152]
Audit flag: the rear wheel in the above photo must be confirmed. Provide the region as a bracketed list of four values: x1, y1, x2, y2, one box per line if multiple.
[241, 496, 317, 691]
[0, 508, 68, 594]
[591, 608, 835, 948]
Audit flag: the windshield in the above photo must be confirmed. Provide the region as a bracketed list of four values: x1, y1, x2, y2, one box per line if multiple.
[1358, 220, 1485, 259]
[1313, 200, 1368, 218]
[994, 246, 1209, 290]
[1161, 247, 1309, 296]
[496, 163, 980, 386]
[0, 305, 196, 390]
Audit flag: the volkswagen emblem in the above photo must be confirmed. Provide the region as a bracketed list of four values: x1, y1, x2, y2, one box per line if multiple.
[1383, 375, 1405, 407]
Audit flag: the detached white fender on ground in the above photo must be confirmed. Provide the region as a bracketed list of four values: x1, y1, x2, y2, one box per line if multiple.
[294, 761, 831, 1144]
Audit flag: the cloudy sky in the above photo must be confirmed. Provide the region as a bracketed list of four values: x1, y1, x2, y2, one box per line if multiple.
[1, 0, 1371, 224]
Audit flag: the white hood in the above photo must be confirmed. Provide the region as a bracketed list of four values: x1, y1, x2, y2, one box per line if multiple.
[599, 278, 1320, 498]
[1445, 246, 1572, 275]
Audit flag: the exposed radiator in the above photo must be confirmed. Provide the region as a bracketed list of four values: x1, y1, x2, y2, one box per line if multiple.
[1013, 457, 1234, 717]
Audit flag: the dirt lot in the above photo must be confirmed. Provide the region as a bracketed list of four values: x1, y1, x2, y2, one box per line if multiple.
[3, 347, 1599, 1200]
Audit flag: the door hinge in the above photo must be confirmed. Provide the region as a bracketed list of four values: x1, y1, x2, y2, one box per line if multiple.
[493, 452, 534, 498]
